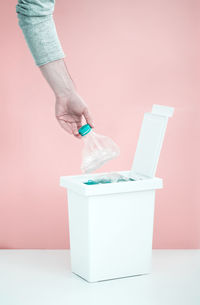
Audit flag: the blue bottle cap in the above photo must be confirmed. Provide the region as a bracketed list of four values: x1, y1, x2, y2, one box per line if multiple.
[78, 124, 92, 136]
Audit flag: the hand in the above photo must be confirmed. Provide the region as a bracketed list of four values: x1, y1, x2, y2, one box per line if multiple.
[39, 59, 94, 138]
[55, 92, 94, 138]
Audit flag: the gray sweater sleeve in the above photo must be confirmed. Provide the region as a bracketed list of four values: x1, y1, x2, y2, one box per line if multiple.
[16, 0, 65, 66]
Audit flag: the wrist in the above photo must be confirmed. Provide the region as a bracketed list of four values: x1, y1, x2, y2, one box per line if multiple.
[40, 59, 76, 98]
[55, 87, 75, 99]
[55, 89, 77, 101]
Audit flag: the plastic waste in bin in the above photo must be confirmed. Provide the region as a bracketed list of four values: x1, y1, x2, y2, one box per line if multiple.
[60, 104, 174, 282]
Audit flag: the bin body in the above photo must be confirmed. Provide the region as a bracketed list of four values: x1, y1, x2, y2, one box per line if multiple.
[61, 104, 174, 282]
[67, 183, 158, 282]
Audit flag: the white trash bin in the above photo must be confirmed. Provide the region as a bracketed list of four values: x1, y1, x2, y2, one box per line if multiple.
[60, 104, 174, 282]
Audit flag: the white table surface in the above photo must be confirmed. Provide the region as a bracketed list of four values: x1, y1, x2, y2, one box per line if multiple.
[0, 250, 199, 305]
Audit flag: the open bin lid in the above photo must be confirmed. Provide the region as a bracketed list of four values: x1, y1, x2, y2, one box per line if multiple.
[131, 104, 174, 178]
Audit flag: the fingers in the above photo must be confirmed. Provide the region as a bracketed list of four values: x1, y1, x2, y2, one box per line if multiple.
[71, 122, 82, 139]
[57, 108, 94, 139]
[58, 119, 73, 134]
[77, 122, 82, 130]
[83, 108, 94, 128]
[57, 118, 82, 139]
[74, 134, 82, 139]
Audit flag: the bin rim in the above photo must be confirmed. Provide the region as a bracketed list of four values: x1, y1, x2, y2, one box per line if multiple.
[60, 171, 163, 196]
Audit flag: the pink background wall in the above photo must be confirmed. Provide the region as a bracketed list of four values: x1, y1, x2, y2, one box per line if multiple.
[0, 0, 199, 249]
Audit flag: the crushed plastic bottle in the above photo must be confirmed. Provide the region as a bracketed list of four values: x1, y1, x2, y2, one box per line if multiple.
[84, 172, 135, 185]
[78, 124, 120, 173]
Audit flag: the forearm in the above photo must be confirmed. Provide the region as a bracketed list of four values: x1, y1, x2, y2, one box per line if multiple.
[39, 59, 76, 98]
[16, 0, 65, 66]
[16, 1, 93, 136]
